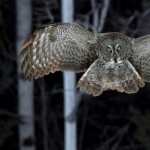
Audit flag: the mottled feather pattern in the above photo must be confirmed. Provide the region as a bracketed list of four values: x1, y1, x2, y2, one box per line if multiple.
[20, 23, 97, 79]
[20, 23, 150, 96]
[20, 34, 35, 78]
[132, 35, 150, 82]
[78, 59, 145, 96]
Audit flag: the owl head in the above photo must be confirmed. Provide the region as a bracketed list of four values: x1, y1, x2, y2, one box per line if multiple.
[96, 32, 133, 63]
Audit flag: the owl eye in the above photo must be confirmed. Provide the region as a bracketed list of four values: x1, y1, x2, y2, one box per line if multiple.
[107, 45, 113, 54]
[115, 44, 121, 51]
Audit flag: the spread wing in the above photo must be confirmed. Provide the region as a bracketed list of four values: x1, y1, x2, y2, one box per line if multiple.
[132, 35, 150, 82]
[78, 59, 104, 96]
[19, 23, 97, 79]
[78, 59, 144, 96]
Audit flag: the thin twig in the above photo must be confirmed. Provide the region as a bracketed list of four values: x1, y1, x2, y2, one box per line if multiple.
[98, 124, 129, 150]
[91, 0, 101, 30]
[44, 0, 54, 22]
[98, 0, 111, 32]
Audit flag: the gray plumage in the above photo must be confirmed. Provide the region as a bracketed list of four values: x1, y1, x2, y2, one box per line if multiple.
[20, 23, 150, 96]
[20, 23, 97, 79]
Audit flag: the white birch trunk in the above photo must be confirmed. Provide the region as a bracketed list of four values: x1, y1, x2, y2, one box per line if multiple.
[16, 0, 35, 150]
[62, 1, 77, 150]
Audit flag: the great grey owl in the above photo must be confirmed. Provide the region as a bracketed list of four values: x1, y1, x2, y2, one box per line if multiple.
[20, 23, 150, 96]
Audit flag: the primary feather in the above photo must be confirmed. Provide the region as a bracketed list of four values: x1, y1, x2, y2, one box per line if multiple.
[20, 23, 97, 79]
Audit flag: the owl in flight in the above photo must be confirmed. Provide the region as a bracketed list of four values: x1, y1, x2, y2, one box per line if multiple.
[20, 23, 150, 96]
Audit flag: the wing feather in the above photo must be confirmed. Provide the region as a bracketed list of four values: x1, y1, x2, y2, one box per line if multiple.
[132, 35, 150, 82]
[78, 59, 144, 96]
[20, 23, 97, 79]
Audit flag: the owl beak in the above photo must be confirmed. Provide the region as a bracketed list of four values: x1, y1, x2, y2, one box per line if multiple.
[113, 53, 118, 63]
[114, 57, 118, 63]
[113, 50, 121, 63]
[113, 56, 121, 63]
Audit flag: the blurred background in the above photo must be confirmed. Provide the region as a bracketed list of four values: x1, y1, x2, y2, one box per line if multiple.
[1, 0, 150, 150]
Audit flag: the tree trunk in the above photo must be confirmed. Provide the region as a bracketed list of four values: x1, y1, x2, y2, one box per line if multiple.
[62, 1, 77, 150]
[16, 0, 35, 150]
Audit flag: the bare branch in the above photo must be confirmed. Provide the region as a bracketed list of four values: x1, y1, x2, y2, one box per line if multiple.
[91, 0, 100, 30]
[44, 0, 54, 22]
[98, 0, 111, 32]
[97, 124, 129, 150]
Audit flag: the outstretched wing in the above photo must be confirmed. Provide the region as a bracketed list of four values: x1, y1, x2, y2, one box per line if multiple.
[78, 59, 104, 96]
[19, 23, 97, 79]
[78, 59, 144, 96]
[132, 35, 150, 82]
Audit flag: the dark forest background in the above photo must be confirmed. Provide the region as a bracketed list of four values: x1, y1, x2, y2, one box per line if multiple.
[1, 0, 150, 150]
